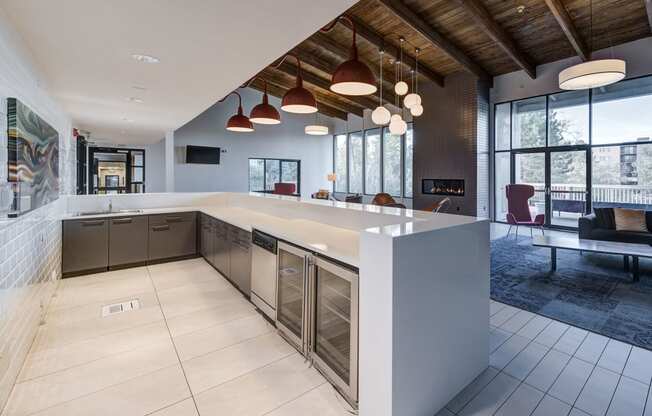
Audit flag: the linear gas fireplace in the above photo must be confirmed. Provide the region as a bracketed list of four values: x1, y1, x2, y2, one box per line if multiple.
[422, 179, 465, 196]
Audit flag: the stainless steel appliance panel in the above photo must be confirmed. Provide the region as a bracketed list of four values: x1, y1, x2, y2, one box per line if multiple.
[250, 230, 277, 320]
[276, 242, 311, 353]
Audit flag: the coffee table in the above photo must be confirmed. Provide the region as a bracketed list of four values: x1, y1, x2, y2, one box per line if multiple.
[532, 235, 652, 282]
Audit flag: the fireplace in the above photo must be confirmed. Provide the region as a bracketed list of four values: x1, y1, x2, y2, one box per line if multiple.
[422, 179, 465, 197]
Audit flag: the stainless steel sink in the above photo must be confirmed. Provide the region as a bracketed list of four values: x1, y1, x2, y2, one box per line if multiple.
[74, 209, 143, 216]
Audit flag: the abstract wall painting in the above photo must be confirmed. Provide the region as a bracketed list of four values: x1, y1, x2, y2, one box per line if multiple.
[7, 97, 59, 215]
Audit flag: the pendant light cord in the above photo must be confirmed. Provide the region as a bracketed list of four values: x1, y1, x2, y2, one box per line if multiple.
[379, 49, 384, 106]
[321, 16, 359, 60]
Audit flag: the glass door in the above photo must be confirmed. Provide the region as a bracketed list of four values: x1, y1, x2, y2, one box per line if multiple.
[549, 149, 588, 228]
[310, 256, 359, 405]
[511, 148, 588, 229]
[276, 242, 309, 353]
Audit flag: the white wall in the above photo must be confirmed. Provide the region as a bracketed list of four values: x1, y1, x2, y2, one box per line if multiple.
[143, 139, 165, 193]
[0, 6, 73, 410]
[173, 88, 333, 195]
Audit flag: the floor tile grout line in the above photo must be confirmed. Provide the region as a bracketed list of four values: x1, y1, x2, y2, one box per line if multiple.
[453, 317, 554, 414]
[258, 381, 332, 416]
[170, 309, 261, 341]
[189, 351, 298, 397]
[16, 322, 172, 383]
[643, 381, 652, 416]
[145, 266, 202, 416]
[603, 346, 634, 416]
[15, 362, 184, 416]
[566, 335, 611, 411]
[143, 397, 195, 416]
[179, 329, 276, 363]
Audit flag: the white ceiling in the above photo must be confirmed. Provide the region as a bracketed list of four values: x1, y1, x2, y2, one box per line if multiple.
[0, 0, 356, 144]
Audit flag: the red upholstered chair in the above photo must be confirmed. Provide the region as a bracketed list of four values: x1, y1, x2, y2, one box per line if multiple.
[273, 183, 296, 195]
[506, 184, 545, 239]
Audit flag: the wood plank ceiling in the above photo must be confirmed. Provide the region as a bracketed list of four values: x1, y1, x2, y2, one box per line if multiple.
[245, 0, 652, 120]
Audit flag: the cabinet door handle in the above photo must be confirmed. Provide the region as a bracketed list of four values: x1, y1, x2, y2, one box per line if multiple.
[152, 225, 170, 231]
[82, 220, 104, 227]
[165, 216, 183, 223]
[113, 218, 132, 224]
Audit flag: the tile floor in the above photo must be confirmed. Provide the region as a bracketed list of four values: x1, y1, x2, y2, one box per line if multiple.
[3, 223, 650, 416]
[2, 259, 354, 416]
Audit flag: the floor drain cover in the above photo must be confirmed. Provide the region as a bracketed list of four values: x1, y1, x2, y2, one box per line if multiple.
[101, 299, 141, 317]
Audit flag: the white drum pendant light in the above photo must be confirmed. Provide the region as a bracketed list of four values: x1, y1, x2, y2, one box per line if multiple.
[558, 0, 626, 90]
[372, 49, 391, 125]
[305, 113, 329, 135]
[394, 37, 408, 96]
[305, 124, 329, 135]
[559, 59, 626, 90]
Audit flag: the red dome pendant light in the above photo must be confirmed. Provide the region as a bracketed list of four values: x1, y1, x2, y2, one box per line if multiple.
[322, 16, 377, 96]
[250, 80, 281, 124]
[219, 91, 254, 132]
[281, 54, 318, 114]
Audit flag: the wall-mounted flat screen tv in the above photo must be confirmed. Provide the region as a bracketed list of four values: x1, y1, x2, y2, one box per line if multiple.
[186, 145, 220, 164]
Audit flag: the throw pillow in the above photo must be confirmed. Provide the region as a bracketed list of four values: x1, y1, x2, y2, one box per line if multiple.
[594, 207, 615, 229]
[614, 208, 648, 232]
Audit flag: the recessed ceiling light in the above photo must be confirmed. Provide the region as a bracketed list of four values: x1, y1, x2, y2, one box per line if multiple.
[132, 85, 147, 91]
[121, 117, 134, 123]
[516, 5, 526, 14]
[127, 97, 144, 103]
[131, 54, 160, 64]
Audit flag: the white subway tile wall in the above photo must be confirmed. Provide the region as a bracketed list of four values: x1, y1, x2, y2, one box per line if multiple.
[0, 15, 75, 409]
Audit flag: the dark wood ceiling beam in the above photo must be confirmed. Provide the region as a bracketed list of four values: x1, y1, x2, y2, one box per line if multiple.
[544, 0, 590, 61]
[645, 0, 652, 33]
[377, 0, 491, 81]
[257, 68, 365, 118]
[303, 34, 398, 105]
[249, 78, 348, 120]
[455, 0, 536, 79]
[344, 14, 444, 87]
[273, 60, 382, 110]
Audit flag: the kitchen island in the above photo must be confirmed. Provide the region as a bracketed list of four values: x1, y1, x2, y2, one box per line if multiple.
[61, 192, 489, 416]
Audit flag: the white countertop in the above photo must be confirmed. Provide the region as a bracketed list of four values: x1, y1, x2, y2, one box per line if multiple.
[62, 204, 360, 267]
[61, 192, 488, 267]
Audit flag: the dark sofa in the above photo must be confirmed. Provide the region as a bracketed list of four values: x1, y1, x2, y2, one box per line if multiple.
[579, 207, 652, 245]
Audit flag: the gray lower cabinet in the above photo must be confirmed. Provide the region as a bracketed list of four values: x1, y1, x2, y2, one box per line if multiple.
[214, 219, 230, 276]
[109, 216, 148, 268]
[63, 218, 109, 275]
[229, 227, 252, 295]
[148, 212, 197, 261]
[200, 214, 212, 260]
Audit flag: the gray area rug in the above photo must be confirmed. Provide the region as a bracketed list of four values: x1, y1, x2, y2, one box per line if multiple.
[491, 236, 652, 350]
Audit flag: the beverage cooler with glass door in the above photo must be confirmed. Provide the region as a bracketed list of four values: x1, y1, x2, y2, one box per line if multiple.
[276, 242, 359, 406]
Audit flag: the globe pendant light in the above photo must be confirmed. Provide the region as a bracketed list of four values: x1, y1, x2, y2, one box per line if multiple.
[371, 49, 391, 126]
[219, 91, 254, 132]
[558, 0, 626, 90]
[404, 48, 423, 111]
[250, 80, 281, 124]
[389, 113, 406, 136]
[410, 104, 423, 117]
[323, 16, 377, 96]
[281, 54, 318, 114]
[394, 37, 408, 96]
[305, 113, 329, 135]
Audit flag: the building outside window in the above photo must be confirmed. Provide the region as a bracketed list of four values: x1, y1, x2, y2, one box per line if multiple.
[248, 158, 300, 195]
[493, 75, 652, 229]
[333, 123, 413, 199]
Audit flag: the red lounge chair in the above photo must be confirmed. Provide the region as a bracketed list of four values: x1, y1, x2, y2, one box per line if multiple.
[506, 184, 545, 239]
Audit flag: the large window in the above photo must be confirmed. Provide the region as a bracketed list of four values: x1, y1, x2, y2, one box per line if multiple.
[334, 134, 348, 192]
[333, 124, 413, 198]
[365, 129, 382, 195]
[493, 75, 652, 227]
[249, 158, 300, 194]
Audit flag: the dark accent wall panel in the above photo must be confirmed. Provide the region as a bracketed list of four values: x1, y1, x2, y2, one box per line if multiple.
[413, 72, 489, 216]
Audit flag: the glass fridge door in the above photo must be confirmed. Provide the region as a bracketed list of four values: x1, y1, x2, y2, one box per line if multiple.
[311, 256, 359, 405]
[276, 242, 309, 352]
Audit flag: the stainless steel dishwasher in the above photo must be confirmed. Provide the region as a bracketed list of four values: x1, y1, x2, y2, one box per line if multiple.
[250, 230, 277, 320]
